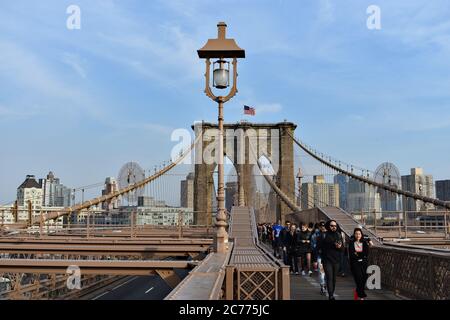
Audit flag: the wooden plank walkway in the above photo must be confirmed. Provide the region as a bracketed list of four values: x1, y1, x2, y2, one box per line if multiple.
[260, 241, 403, 300]
[290, 271, 404, 300]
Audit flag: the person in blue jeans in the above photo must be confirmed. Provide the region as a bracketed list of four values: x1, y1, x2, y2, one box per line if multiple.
[311, 221, 327, 295]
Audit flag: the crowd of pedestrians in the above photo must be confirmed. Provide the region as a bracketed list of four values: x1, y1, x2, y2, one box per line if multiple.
[257, 220, 373, 300]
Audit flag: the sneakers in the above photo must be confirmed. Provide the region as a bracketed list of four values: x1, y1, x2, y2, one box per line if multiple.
[301, 271, 306, 276]
[295, 271, 299, 275]
[308, 271, 313, 276]
[329, 296, 335, 300]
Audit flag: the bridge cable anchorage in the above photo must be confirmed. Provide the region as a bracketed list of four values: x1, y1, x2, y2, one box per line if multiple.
[286, 131, 450, 210]
[30, 133, 204, 227]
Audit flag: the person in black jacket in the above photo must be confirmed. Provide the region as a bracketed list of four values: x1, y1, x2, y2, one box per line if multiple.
[297, 222, 312, 276]
[285, 223, 299, 274]
[280, 221, 291, 265]
[319, 220, 344, 300]
[348, 228, 370, 300]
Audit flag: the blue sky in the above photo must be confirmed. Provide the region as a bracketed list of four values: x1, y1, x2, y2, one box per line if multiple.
[1, 0, 450, 203]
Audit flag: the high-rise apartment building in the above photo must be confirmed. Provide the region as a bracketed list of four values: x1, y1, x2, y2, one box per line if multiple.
[39, 171, 72, 207]
[180, 172, 195, 209]
[301, 175, 339, 209]
[401, 168, 435, 211]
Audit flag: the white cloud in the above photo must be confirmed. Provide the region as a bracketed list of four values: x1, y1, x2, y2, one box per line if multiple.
[61, 53, 87, 78]
[317, 0, 335, 26]
[0, 40, 76, 99]
[0, 40, 109, 121]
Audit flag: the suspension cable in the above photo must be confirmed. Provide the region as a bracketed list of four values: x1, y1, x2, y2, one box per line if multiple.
[288, 132, 450, 210]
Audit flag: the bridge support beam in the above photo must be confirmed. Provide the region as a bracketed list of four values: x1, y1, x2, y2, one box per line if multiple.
[155, 269, 181, 289]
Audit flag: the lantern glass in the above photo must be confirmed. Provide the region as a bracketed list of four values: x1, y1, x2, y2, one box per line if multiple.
[213, 60, 229, 89]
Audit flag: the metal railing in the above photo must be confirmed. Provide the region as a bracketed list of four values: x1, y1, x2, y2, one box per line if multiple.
[350, 210, 450, 239]
[369, 242, 450, 300]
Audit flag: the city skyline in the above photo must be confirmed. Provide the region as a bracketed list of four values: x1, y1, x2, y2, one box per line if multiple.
[2, 0, 450, 203]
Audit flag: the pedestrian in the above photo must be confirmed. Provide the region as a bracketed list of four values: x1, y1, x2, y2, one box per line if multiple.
[272, 220, 283, 259]
[267, 224, 273, 244]
[285, 223, 299, 274]
[348, 228, 370, 300]
[311, 223, 320, 272]
[297, 222, 312, 276]
[319, 219, 344, 300]
[281, 221, 291, 265]
[257, 224, 263, 242]
[317, 221, 328, 295]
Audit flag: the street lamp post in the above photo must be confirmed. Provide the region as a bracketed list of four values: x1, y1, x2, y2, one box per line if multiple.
[198, 22, 245, 253]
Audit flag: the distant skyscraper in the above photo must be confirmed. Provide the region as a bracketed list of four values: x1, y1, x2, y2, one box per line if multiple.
[301, 175, 339, 209]
[17, 175, 43, 209]
[436, 180, 450, 204]
[180, 172, 194, 209]
[102, 177, 119, 210]
[39, 171, 72, 207]
[347, 178, 381, 214]
[334, 174, 349, 211]
[401, 168, 435, 211]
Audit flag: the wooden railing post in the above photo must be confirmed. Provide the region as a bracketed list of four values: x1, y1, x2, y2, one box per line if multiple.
[280, 265, 290, 300]
[225, 265, 235, 300]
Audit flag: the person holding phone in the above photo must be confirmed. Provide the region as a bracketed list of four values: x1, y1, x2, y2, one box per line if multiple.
[319, 220, 345, 300]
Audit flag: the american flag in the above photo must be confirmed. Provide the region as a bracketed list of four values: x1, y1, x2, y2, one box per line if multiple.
[244, 105, 256, 116]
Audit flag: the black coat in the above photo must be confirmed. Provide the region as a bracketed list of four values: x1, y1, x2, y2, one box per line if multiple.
[280, 227, 289, 247]
[348, 239, 369, 265]
[283, 231, 296, 255]
[296, 230, 312, 254]
[319, 231, 344, 264]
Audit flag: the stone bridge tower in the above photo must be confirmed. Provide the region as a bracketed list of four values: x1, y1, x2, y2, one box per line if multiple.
[192, 121, 297, 225]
